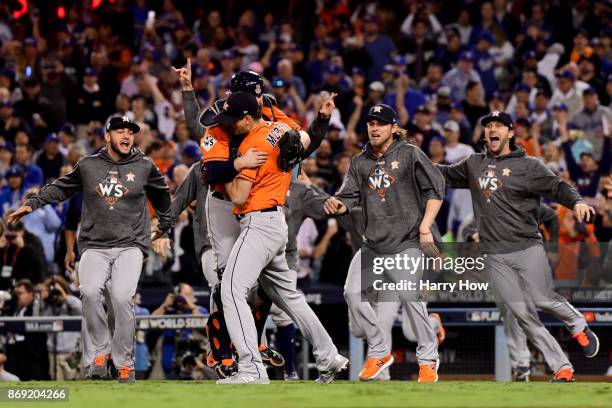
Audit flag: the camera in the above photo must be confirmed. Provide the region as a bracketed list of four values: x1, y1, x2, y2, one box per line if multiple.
[174, 337, 206, 378]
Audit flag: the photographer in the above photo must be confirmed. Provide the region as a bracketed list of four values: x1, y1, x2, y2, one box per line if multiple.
[152, 283, 207, 379]
[4, 279, 49, 380]
[0, 220, 47, 291]
[39, 275, 82, 380]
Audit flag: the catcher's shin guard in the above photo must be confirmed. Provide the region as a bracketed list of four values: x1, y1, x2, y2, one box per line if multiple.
[205, 283, 234, 363]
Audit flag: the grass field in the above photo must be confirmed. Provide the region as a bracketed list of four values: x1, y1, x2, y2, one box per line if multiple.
[4, 381, 612, 408]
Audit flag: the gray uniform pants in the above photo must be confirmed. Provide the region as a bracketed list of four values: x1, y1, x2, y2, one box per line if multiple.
[79, 247, 143, 370]
[221, 209, 338, 379]
[344, 248, 438, 365]
[205, 192, 241, 272]
[488, 244, 585, 373]
[80, 282, 114, 374]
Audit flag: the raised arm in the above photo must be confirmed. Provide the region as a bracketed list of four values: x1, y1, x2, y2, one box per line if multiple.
[435, 156, 471, 189]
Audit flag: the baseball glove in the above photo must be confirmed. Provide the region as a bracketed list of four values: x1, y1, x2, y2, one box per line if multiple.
[277, 129, 305, 172]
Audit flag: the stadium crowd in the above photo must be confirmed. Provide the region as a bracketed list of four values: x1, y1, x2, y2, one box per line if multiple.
[0, 0, 610, 381]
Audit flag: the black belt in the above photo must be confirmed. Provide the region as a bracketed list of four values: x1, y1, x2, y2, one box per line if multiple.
[235, 206, 279, 220]
[211, 191, 231, 202]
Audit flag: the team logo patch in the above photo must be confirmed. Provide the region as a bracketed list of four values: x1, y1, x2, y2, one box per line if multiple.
[368, 165, 396, 201]
[201, 136, 217, 151]
[126, 172, 135, 182]
[391, 160, 400, 170]
[502, 168, 511, 176]
[96, 170, 129, 209]
[477, 169, 503, 202]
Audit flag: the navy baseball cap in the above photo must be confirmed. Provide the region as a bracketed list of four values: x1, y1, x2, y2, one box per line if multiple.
[364, 104, 397, 124]
[583, 86, 598, 96]
[0, 141, 14, 152]
[522, 50, 537, 60]
[105, 115, 140, 133]
[213, 91, 260, 125]
[45, 133, 60, 143]
[557, 69, 576, 80]
[24, 37, 37, 47]
[60, 123, 75, 135]
[84, 67, 97, 77]
[513, 83, 531, 93]
[477, 31, 495, 44]
[480, 111, 513, 129]
[221, 50, 235, 60]
[459, 51, 473, 62]
[132, 55, 143, 65]
[393, 55, 406, 66]
[351, 67, 365, 76]
[182, 144, 201, 159]
[5, 165, 24, 179]
[552, 102, 568, 111]
[415, 104, 432, 115]
[326, 64, 343, 75]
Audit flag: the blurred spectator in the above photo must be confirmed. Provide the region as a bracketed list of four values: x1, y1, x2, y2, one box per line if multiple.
[362, 14, 396, 82]
[34, 133, 66, 183]
[0, 142, 13, 179]
[420, 62, 445, 102]
[461, 81, 489, 129]
[22, 187, 62, 272]
[442, 51, 482, 103]
[4, 279, 49, 380]
[73, 68, 107, 128]
[14, 144, 43, 188]
[514, 118, 541, 157]
[39, 275, 81, 380]
[57, 124, 76, 158]
[133, 294, 151, 380]
[531, 90, 555, 143]
[276, 59, 307, 100]
[385, 73, 426, 120]
[550, 70, 584, 117]
[472, 31, 496, 99]
[442, 121, 474, 164]
[570, 87, 612, 161]
[0, 166, 28, 218]
[0, 221, 47, 289]
[13, 78, 53, 143]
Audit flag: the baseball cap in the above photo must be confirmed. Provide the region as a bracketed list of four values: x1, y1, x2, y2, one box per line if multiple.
[552, 102, 568, 111]
[368, 81, 385, 92]
[193, 65, 207, 78]
[221, 50, 235, 60]
[326, 64, 343, 76]
[182, 144, 202, 159]
[351, 67, 365, 76]
[443, 120, 460, 133]
[415, 104, 431, 115]
[382, 64, 396, 74]
[213, 91, 260, 126]
[0, 141, 14, 152]
[522, 50, 537, 60]
[132, 55, 143, 65]
[557, 69, 576, 81]
[5, 165, 24, 179]
[480, 110, 513, 129]
[60, 122, 75, 135]
[437, 86, 451, 98]
[364, 104, 397, 125]
[0, 68, 14, 80]
[24, 37, 37, 47]
[45, 133, 60, 143]
[392, 55, 407, 66]
[363, 14, 378, 24]
[490, 91, 504, 101]
[450, 101, 463, 111]
[459, 51, 473, 62]
[84, 67, 97, 77]
[583, 86, 598, 96]
[0, 100, 12, 108]
[272, 78, 287, 89]
[477, 30, 495, 44]
[105, 115, 141, 133]
[513, 83, 531, 93]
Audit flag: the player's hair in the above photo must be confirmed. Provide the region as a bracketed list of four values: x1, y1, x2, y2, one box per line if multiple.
[248, 110, 262, 120]
[15, 279, 34, 293]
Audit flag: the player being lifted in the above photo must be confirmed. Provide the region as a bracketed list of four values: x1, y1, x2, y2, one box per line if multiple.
[324, 104, 445, 382]
[436, 111, 599, 383]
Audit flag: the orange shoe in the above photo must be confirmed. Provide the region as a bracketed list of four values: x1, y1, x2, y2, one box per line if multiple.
[89, 353, 110, 378]
[118, 366, 135, 383]
[206, 352, 218, 368]
[358, 354, 394, 381]
[430, 313, 446, 344]
[417, 361, 439, 383]
[551, 368, 574, 383]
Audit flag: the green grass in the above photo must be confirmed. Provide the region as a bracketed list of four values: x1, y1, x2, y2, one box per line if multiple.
[5, 381, 612, 408]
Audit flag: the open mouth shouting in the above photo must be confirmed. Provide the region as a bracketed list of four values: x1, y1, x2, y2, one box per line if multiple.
[488, 133, 501, 150]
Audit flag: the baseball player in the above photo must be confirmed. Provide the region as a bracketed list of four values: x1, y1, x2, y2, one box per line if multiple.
[324, 104, 445, 383]
[213, 91, 348, 385]
[8, 116, 173, 384]
[436, 110, 599, 382]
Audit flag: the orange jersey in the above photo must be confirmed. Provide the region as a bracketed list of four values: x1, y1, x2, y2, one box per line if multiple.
[233, 121, 292, 215]
[200, 126, 231, 162]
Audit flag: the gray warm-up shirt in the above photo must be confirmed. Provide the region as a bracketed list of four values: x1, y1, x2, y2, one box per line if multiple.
[436, 148, 584, 253]
[27, 148, 173, 255]
[336, 139, 446, 254]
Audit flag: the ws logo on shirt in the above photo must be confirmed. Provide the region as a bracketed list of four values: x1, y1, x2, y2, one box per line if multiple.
[96, 170, 129, 210]
[368, 165, 396, 201]
[477, 168, 503, 202]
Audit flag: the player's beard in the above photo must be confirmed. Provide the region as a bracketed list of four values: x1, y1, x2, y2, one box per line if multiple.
[485, 131, 508, 156]
[109, 138, 132, 159]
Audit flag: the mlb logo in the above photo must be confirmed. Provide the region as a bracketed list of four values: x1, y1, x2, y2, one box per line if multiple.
[201, 136, 217, 151]
[483, 170, 495, 178]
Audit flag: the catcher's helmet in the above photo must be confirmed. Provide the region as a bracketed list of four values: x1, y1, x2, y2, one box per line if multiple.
[230, 71, 264, 97]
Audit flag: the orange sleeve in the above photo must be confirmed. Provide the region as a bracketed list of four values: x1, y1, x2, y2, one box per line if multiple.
[200, 127, 230, 162]
[263, 106, 301, 130]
